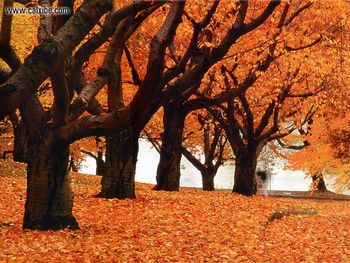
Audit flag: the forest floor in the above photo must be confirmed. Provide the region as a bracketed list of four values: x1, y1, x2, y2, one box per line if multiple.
[1, 159, 350, 262]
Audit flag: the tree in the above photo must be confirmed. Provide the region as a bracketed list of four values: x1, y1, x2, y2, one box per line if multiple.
[79, 137, 106, 176]
[279, 4, 350, 193]
[182, 111, 228, 191]
[152, 1, 281, 191]
[0, 0, 118, 230]
[203, 1, 346, 196]
[286, 111, 350, 193]
[0, 0, 283, 229]
[151, 1, 340, 195]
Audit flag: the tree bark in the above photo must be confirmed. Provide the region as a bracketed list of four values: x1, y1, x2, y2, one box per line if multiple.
[96, 150, 105, 176]
[68, 154, 78, 172]
[13, 119, 29, 163]
[312, 174, 327, 192]
[97, 128, 138, 199]
[0, 0, 113, 120]
[233, 148, 258, 196]
[155, 103, 185, 191]
[201, 169, 215, 191]
[23, 126, 78, 230]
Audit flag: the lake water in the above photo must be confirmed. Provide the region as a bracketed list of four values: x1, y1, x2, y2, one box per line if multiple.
[81, 139, 344, 193]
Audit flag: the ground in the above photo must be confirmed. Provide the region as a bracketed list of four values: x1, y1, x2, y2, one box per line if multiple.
[0, 159, 350, 262]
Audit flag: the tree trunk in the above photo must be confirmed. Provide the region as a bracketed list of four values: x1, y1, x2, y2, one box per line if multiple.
[97, 128, 138, 199]
[13, 120, 29, 163]
[201, 169, 215, 191]
[312, 174, 328, 192]
[233, 149, 258, 196]
[155, 103, 185, 191]
[68, 155, 78, 172]
[23, 126, 78, 230]
[95, 150, 105, 176]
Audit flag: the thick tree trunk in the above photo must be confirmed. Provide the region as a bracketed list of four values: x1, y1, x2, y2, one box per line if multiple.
[23, 126, 78, 230]
[233, 149, 258, 196]
[155, 103, 185, 191]
[201, 169, 215, 191]
[98, 128, 138, 199]
[13, 120, 29, 163]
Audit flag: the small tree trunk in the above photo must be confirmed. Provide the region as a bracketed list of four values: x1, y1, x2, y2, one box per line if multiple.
[201, 169, 215, 191]
[13, 120, 29, 163]
[98, 128, 138, 199]
[233, 149, 258, 196]
[95, 151, 105, 176]
[155, 103, 185, 191]
[311, 174, 327, 192]
[2, 150, 13, 159]
[23, 126, 78, 230]
[68, 155, 78, 172]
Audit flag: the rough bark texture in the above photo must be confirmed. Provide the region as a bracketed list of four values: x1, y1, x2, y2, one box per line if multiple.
[0, 0, 113, 120]
[155, 103, 185, 191]
[97, 128, 137, 199]
[233, 149, 258, 196]
[23, 126, 78, 230]
[13, 120, 29, 163]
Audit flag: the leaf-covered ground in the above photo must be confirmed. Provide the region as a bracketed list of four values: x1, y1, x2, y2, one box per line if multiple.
[0, 159, 350, 262]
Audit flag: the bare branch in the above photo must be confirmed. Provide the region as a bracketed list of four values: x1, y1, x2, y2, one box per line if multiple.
[284, 2, 313, 26]
[285, 36, 322, 52]
[182, 147, 205, 173]
[124, 44, 141, 86]
[143, 130, 161, 153]
[80, 149, 98, 160]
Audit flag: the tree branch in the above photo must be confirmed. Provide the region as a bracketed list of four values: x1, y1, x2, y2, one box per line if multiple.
[143, 130, 161, 153]
[71, 1, 158, 72]
[51, 63, 69, 127]
[0, 0, 113, 120]
[124, 44, 141, 86]
[1, 0, 14, 47]
[130, 1, 185, 133]
[37, 0, 53, 43]
[182, 147, 205, 173]
[284, 2, 313, 26]
[161, 1, 220, 86]
[239, 93, 254, 142]
[70, 16, 138, 119]
[80, 149, 97, 160]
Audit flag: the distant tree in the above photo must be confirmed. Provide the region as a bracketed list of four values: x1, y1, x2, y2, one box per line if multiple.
[182, 111, 228, 191]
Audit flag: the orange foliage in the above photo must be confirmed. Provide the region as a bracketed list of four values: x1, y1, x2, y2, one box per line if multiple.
[1, 159, 350, 262]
